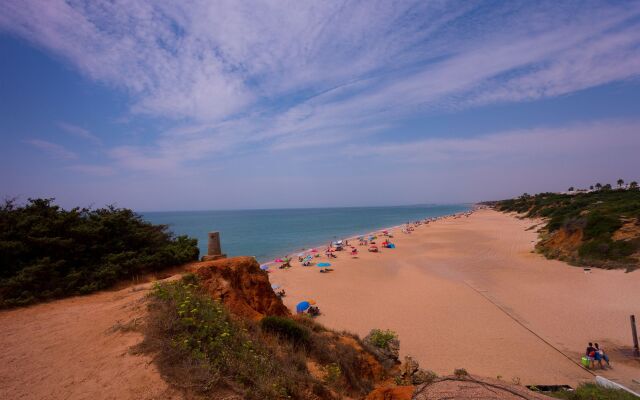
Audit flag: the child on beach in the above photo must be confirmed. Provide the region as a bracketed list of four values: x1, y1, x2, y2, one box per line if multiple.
[595, 343, 610, 367]
[586, 342, 596, 369]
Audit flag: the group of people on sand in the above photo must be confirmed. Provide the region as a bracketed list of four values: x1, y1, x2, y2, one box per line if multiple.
[584, 342, 611, 369]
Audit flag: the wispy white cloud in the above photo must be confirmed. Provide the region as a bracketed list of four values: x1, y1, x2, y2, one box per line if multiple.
[345, 119, 640, 165]
[65, 164, 115, 176]
[57, 121, 102, 145]
[2, 1, 640, 174]
[25, 139, 77, 160]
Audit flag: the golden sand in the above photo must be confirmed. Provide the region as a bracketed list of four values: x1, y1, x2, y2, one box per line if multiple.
[270, 209, 640, 389]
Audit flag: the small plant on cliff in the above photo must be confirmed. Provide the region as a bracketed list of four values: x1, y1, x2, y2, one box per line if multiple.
[323, 363, 342, 386]
[453, 368, 469, 378]
[368, 329, 397, 349]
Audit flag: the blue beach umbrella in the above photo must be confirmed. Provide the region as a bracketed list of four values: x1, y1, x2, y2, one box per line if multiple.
[260, 264, 270, 270]
[296, 301, 310, 313]
[317, 262, 331, 268]
[271, 284, 281, 290]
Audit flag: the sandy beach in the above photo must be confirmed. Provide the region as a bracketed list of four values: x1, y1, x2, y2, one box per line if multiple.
[270, 209, 640, 390]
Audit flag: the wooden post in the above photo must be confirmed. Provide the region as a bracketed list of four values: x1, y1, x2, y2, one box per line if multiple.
[632, 315, 640, 357]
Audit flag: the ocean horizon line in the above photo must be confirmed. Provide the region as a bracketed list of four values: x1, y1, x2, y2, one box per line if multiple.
[138, 201, 476, 214]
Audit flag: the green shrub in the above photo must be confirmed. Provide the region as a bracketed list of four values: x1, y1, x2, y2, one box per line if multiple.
[324, 363, 342, 385]
[583, 213, 622, 240]
[0, 198, 199, 307]
[368, 329, 397, 349]
[549, 383, 638, 400]
[578, 239, 634, 260]
[261, 316, 311, 346]
[144, 279, 304, 399]
[492, 189, 640, 269]
[453, 368, 468, 378]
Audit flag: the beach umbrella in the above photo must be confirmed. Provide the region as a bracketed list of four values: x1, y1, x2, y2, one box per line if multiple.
[271, 284, 281, 290]
[310, 248, 318, 253]
[260, 264, 270, 271]
[296, 301, 310, 313]
[275, 258, 283, 262]
[297, 253, 305, 257]
[317, 262, 331, 267]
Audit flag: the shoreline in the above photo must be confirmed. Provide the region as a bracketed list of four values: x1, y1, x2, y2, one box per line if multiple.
[259, 205, 475, 266]
[267, 208, 640, 389]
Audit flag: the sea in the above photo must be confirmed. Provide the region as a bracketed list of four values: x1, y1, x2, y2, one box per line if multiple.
[142, 204, 471, 263]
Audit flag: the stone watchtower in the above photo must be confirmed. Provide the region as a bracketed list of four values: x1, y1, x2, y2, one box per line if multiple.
[201, 231, 227, 261]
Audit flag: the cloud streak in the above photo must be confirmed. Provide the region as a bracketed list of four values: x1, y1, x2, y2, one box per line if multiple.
[2, 1, 640, 178]
[58, 121, 102, 145]
[25, 139, 78, 160]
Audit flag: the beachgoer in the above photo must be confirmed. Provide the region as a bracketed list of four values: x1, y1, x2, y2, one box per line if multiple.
[595, 343, 610, 367]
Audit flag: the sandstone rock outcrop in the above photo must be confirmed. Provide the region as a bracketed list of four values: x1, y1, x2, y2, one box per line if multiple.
[412, 375, 552, 400]
[397, 356, 437, 385]
[365, 385, 415, 400]
[188, 256, 289, 320]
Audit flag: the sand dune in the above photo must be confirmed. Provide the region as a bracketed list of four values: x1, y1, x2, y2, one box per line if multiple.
[271, 209, 640, 390]
[0, 282, 182, 400]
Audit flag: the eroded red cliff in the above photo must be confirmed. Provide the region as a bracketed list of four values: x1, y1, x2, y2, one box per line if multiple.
[187, 256, 290, 320]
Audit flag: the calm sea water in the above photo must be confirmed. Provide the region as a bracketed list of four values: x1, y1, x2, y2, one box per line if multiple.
[142, 204, 470, 263]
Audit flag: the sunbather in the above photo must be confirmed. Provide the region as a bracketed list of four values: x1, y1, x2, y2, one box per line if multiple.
[308, 306, 320, 316]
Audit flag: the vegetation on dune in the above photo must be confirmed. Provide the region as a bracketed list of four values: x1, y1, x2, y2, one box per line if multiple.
[367, 328, 398, 349]
[490, 186, 640, 270]
[138, 275, 394, 399]
[548, 383, 638, 400]
[0, 198, 199, 307]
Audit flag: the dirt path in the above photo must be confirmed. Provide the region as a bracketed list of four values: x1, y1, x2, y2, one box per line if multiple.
[0, 282, 182, 400]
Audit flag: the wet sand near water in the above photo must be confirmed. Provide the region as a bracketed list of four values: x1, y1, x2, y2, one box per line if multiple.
[270, 209, 640, 390]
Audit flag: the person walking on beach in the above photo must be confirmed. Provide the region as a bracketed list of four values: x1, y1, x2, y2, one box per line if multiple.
[595, 343, 610, 368]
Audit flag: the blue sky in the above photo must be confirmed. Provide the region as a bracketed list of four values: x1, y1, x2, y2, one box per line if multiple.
[1, 0, 640, 211]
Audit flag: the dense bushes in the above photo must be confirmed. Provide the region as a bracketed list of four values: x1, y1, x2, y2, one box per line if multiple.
[491, 189, 640, 269]
[0, 198, 199, 307]
[144, 278, 306, 399]
[140, 277, 392, 399]
[583, 213, 623, 240]
[261, 315, 311, 346]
